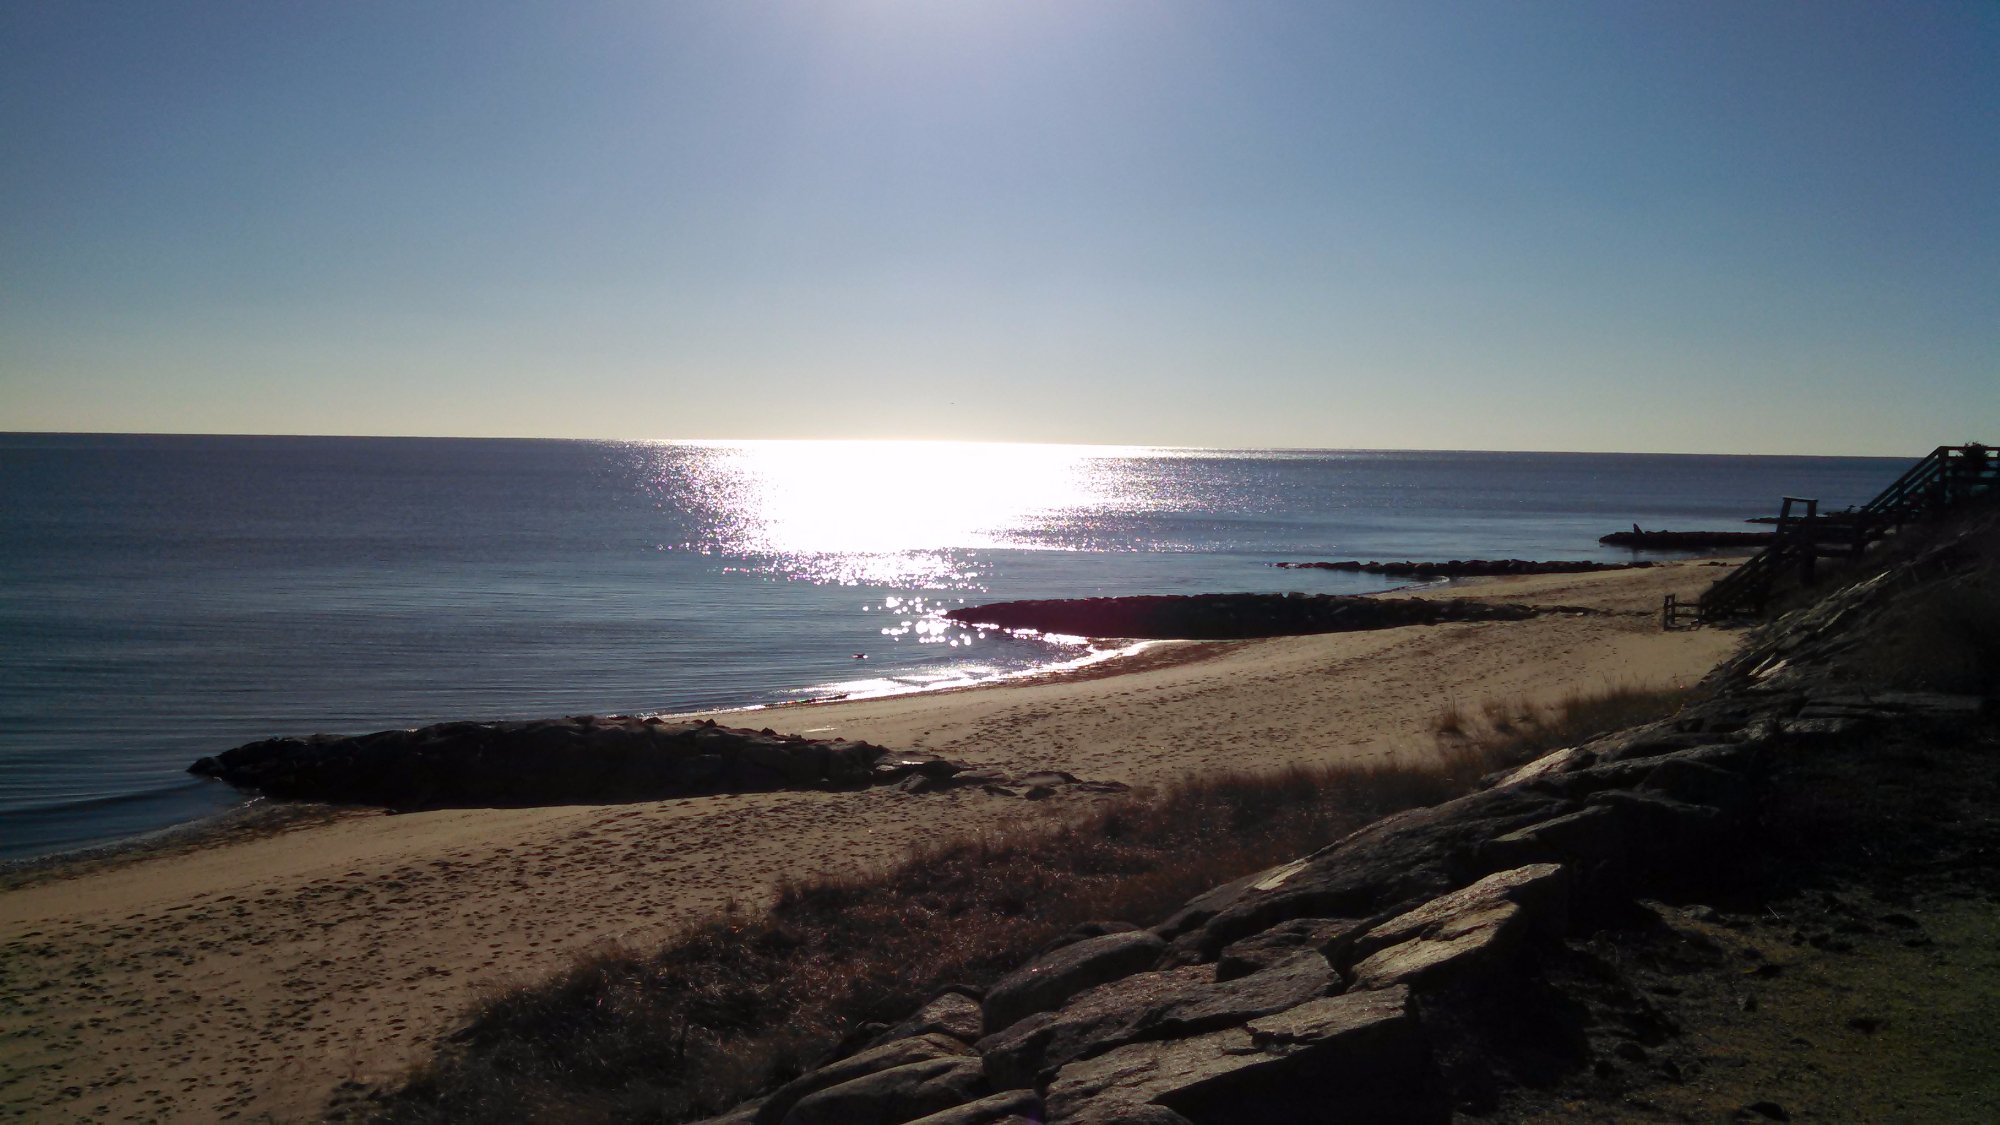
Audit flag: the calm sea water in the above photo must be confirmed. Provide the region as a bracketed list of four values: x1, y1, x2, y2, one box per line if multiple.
[0, 435, 1904, 860]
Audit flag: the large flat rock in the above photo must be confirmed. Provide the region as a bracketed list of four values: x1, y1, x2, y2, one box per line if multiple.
[1042, 985, 1444, 1124]
[981, 952, 1334, 1089]
[781, 1055, 988, 1125]
[756, 1033, 972, 1125]
[981, 929, 1167, 1035]
[1348, 864, 1569, 991]
[1156, 786, 1577, 963]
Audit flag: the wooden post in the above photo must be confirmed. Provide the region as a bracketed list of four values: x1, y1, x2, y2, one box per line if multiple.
[1780, 497, 1818, 585]
[1800, 497, 1818, 584]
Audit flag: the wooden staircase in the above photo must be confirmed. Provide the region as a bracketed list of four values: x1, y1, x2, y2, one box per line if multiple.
[1667, 444, 1995, 626]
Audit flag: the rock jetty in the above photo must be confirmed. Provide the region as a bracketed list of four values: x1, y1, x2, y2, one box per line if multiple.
[1274, 559, 1647, 578]
[189, 717, 1126, 809]
[1598, 529, 1773, 549]
[945, 593, 1562, 640]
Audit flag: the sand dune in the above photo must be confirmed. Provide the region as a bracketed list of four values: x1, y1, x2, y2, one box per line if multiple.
[0, 562, 1739, 1122]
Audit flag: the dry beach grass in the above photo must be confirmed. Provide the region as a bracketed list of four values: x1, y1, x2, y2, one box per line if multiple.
[0, 562, 1738, 1122]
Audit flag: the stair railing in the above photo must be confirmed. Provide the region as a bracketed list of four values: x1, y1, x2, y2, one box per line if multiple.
[1669, 444, 1991, 627]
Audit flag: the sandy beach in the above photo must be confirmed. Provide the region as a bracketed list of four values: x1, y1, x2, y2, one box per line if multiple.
[0, 562, 1742, 1123]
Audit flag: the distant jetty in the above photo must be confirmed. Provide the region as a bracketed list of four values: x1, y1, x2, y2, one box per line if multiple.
[1597, 528, 1774, 549]
[945, 592, 1573, 640]
[1275, 559, 1648, 579]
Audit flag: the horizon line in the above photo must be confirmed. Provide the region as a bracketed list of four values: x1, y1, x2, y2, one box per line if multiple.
[0, 429, 1927, 461]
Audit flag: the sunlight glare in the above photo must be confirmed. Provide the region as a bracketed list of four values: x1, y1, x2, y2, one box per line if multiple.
[644, 440, 1169, 587]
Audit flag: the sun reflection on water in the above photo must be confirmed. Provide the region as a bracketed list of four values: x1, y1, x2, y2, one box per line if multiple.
[637, 439, 1177, 587]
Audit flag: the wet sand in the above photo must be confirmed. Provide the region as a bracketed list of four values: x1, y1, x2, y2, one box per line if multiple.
[0, 561, 1741, 1122]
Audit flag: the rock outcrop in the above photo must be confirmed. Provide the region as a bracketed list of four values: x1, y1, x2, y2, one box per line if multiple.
[188, 717, 1127, 809]
[945, 593, 1569, 640]
[705, 691, 1988, 1122]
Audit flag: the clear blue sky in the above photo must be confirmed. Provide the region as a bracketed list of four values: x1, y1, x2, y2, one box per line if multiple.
[2, 2, 1994, 454]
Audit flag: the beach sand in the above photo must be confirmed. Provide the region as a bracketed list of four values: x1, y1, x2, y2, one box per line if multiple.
[0, 562, 1742, 1122]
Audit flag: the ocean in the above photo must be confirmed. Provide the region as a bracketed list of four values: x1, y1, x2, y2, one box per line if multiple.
[0, 434, 1905, 861]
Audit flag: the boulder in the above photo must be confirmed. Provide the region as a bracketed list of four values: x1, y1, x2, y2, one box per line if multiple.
[1157, 787, 1575, 963]
[757, 1033, 972, 1125]
[1215, 917, 1371, 981]
[1042, 985, 1443, 1124]
[1584, 726, 1732, 764]
[1064, 1104, 1184, 1120]
[780, 1055, 987, 1125]
[1347, 864, 1570, 991]
[1584, 789, 1736, 877]
[899, 1090, 1045, 1125]
[1474, 806, 1624, 878]
[1637, 755, 1754, 815]
[979, 967, 1211, 1091]
[863, 989, 984, 1051]
[1778, 715, 1864, 742]
[1492, 746, 1592, 787]
[1140, 951, 1335, 1035]
[981, 929, 1166, 1035]
[981, 952, 1334, 1090]
[1521, 742, 1757, 805]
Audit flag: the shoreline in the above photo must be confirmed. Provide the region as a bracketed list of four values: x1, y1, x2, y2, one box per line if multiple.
[0, 560, 1741, 1122]
[4, 580, 1425, 870]
[1, 637, 1216, 878]
[0, 799, 358, 894]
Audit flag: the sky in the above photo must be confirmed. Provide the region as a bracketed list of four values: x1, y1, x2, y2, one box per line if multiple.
[1, 2, 1994, 455]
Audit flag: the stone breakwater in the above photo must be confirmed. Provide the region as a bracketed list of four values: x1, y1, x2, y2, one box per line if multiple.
[1598, 529, 1773, 549]
[189, 717, 1126, 810]
[945, 593, 1568, 641]
[698, 514, 1996, 1124]
[1274, 559, 1649, 578]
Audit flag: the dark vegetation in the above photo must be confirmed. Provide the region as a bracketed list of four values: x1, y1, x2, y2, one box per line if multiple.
[359, 685, 1692, 1124]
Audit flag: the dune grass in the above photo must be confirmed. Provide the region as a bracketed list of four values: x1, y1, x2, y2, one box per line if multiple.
[1852, 577, 2000, 695]
[363, 683, 1692, 1124]
[1431, 682, 1693, 770]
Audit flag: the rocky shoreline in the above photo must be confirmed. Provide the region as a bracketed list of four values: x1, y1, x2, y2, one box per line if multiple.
[693, 507, 1997, 1124]
[944, 592, 1576, 640]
